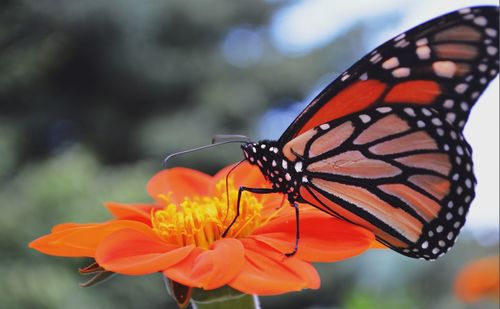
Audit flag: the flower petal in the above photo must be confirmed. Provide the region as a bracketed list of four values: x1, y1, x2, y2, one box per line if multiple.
[252, 210, 374, 262]
[105, 202, 160, 225]
[369, 240, 387, 249]
[95, 228, 194, 275]
[229, 238, 320, 295]
[212, 162, 269, 191]
[29, 220, 151, 257]
[163, 238, 245, 290]
[455, 256, 500, 303]
[51, 222, 96, 233]
[147, 168, 212, 204]
[212, 162, 284, 211]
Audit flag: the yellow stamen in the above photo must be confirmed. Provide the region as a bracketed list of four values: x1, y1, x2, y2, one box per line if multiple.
[151, 178, 266, 249]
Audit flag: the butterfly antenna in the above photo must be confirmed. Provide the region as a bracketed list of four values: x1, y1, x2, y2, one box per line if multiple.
[224, 159, 245, 223]
[163, 140, 248, 168]
[212, 134, 251, 144]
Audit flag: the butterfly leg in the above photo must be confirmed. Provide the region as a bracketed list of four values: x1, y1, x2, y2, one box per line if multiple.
[285, 202, 300, 257]
[222, 186, 277, 237]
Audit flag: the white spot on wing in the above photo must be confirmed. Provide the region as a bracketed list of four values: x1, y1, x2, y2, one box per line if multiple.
[359, 114, 371, 123]
[319, 123, 330, 130]
[395, 39, 410, 48]
[433, 61, 456, 78]
[370, 53, 382, 63]
[443, 99, 454, 109]
[485, 28, 497, 37]
[394, 33, 405, 41]
[487, 46, 498, 56]
[376, 107, 392, 113]
[416, 45, 431, 59]
[404, 108, 416, 117]
[431, 118, 442, 126]
[446, 112, 456, 123]
[392, 67, 410, 78]
[455, 83, 468, 94]
[473, 16, 487, 26]
[382, 57, 399, 69]
[294, 161, 303, 172]
[416, 38, 428, 46]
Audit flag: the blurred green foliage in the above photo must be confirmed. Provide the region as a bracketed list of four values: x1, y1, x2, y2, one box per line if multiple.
[1, 1, 498, 308]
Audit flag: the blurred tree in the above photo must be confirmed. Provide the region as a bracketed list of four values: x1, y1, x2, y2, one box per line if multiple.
[0, 0, 376, 171]
[1, 0, 275, 165]
[4, 1, 497, 309]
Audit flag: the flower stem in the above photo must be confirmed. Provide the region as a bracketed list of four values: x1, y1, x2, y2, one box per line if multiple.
[190, 286, 260, 309]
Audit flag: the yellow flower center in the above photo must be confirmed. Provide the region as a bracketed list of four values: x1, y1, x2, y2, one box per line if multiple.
[151, 179, 268, 249]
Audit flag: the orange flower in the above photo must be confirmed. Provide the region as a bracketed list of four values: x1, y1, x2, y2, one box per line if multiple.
[454, 255, 500, 303]
[30, 162, 375, 295]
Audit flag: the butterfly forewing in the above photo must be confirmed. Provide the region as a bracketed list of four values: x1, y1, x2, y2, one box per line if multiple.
[279, 6, 499, 143]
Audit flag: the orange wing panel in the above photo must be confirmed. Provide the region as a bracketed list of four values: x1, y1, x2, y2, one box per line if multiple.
[379, 184, 441, 222]
[369, 131, 438, 155]
[384, 81, 440, 104]
[395, 153, 452, 176]
[353, 114, 410, 145]
[308, 121, 355, 157]
[307, 150, 401, 179]
[299, 186, 410, 248]
[408, 175, 451, 200]
[311, 179, 423, 243]
[296, 80, 387, 136]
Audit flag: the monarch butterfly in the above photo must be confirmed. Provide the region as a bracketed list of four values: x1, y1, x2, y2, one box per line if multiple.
[236, 6, 499, 260]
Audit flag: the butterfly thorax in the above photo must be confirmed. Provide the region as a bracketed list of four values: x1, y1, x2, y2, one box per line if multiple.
[241, 141, 302, 202]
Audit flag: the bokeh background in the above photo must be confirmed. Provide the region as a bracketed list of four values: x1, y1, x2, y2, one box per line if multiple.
[1, 0, 498, 308]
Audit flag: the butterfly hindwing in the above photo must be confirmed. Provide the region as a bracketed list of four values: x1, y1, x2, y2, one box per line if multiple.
[289, 105, 474, 259]
[279, 6, 499, 143]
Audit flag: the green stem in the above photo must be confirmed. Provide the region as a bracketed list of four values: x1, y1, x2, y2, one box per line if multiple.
[190, 286, 259, 309]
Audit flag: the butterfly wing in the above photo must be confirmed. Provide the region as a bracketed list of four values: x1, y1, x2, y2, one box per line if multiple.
[278, 6, 499, 144]
[292, 105, 473, 260]
[275, 6, 499, 260]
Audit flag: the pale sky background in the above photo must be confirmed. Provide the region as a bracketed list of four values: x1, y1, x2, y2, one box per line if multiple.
[262, 0, 499, 232]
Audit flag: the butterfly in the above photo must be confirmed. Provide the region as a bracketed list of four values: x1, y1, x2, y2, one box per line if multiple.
[238, 6, 499, 260]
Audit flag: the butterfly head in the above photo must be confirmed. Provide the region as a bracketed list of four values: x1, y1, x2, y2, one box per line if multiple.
[241, 141, 280, 169]
[242, 141, 301, 199]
